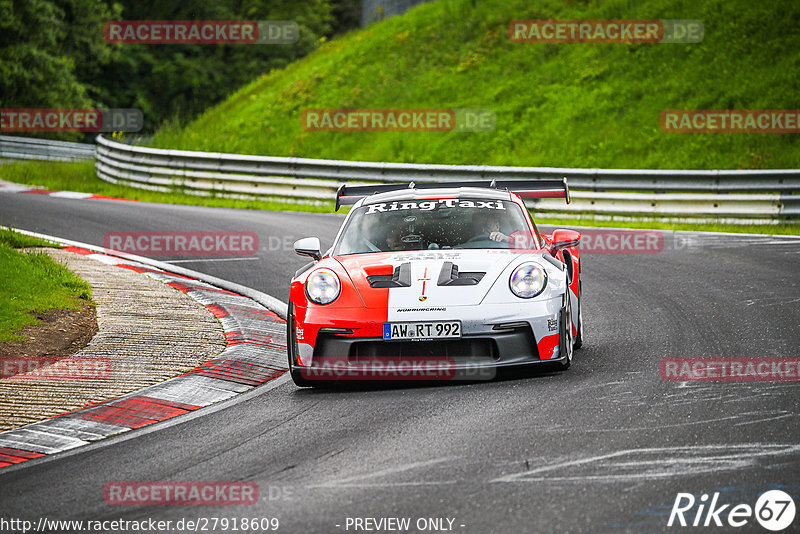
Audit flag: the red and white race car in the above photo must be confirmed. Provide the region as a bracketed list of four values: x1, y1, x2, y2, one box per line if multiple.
[287, 180, 582, 386]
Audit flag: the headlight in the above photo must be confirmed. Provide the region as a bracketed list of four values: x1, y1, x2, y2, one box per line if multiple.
[305, 268, 341, 305]
[509, 262, 547, 298]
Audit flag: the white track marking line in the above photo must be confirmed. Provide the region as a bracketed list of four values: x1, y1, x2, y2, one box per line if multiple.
[733, 413, 794, 426]
[310, 457, 457, 488]
[318, 481, 458, 487]
[490, 444, 800, 483]
[49, 191, 94, 199]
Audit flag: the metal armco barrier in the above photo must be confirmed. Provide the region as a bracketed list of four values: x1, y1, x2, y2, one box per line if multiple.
[9, 134, 799, 220]
[94, 135, 799, 220]
[0, 135, 95, 161]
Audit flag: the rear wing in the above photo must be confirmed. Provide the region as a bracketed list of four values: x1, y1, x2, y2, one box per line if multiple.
[334, 178, 570, 211]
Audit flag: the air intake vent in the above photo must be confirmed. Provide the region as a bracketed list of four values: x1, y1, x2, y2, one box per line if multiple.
[367, 262, 411, 288]
[437, 262, 485, 286]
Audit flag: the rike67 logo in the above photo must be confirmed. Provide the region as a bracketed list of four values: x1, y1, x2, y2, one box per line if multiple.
[668, 490, 796, 531]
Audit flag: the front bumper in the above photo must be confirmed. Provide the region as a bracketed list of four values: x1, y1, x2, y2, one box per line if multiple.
[315, 324, 539, 363]
[290, 297, 569, 382]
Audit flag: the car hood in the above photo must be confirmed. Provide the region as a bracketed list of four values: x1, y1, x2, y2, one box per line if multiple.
[334, 248, 539, 308]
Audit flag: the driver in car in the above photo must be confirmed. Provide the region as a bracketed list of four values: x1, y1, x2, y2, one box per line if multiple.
[472, 211, 511, 242]
[470, 211, 529, 248]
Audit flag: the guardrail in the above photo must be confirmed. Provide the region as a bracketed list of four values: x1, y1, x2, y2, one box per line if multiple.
[94, 135, 798, 220]
[3, 134, 794, 220]
[0, 135, 95, 161]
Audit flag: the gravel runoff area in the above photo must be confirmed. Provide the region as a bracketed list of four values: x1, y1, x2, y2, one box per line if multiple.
[0, 248, 227, 431]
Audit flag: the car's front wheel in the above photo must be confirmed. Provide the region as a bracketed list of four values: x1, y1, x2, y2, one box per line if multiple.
[286, 303, 313, 387]
[574, 278, 583, 349]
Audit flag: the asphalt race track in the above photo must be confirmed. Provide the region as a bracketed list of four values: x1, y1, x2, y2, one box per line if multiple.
[1, 193, 799, 533]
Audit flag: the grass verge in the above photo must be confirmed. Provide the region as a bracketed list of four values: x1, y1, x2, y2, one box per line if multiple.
[150, 0, 800, 170]
[0, 227, 61, 248]
[0, 229, 93, 342]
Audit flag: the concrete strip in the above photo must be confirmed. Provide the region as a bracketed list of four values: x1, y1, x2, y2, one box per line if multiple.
[0, 428, 88, 454]
[0, 237, 288, 472]
[0, 248, 227, 432]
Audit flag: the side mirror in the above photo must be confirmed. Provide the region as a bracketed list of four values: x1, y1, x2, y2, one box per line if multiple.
[550, 229, 581, 254]
[294, 237, 322, 261]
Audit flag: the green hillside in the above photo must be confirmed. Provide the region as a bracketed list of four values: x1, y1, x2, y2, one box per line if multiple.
[151, 0, 799, 169]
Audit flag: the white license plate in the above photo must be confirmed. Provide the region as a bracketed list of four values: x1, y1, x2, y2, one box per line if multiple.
[383, 321, 461, 340]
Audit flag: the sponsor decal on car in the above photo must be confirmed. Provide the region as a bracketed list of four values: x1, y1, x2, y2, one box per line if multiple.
[391, 251, 463, 261]
[365, 199, 505, 214]
[396, 307, 447, 312]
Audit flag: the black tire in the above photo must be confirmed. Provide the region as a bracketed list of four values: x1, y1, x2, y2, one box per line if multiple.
[574, 278, 583, 349]
[286, 303, 313, 387]
[559, 293, 574, 370]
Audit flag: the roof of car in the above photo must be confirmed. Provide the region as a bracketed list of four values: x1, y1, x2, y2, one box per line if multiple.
[357, 186, 513, 207]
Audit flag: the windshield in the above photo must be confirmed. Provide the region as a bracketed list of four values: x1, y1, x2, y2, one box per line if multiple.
[334, 198, 537, 255]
